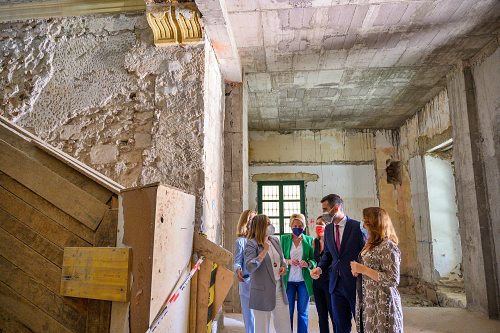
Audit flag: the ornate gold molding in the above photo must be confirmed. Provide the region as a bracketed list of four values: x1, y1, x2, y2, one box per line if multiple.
[146, 1, 203, 46]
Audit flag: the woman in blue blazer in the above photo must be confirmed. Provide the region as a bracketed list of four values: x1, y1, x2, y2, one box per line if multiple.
[234, 209, 256, 333]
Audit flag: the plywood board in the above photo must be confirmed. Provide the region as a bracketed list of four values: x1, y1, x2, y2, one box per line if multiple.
[60, 247, 130, 302]
[212, 266, 235, 321]
[195, 258, 213, 333]
[122, 186, 157, 333]
[149, 185, 195, 333]
[0, 139, 109, 230]
[193, 233, 233, 267]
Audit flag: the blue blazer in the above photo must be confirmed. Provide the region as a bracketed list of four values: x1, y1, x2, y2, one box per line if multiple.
[318, 217, 365, 297]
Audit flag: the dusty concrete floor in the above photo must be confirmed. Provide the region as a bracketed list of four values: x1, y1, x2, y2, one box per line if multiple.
[221, 304, 500, 333]
[222, 290, 500, 333]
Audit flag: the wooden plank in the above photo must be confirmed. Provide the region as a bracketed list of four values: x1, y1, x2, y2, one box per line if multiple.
[0, 255, 88, 332]
[2, 226, 63, 296]
[193, 233, 233, 267]
[0, 187, 91, 248]
[195, 258, 213, 333]
[0, 122, 119, 200]
[94, 209, 118, 247]
[0, 208, 63, 267]
[86, 300, 112, 333]
[0, 309, 34, 333]
[0, 281, 73, 333]
[0, 139, 109, 230]
[211, 266, 234, 321]
[189, 257, 198, 333]
[0, 119, 122, 195]
[0, 171, 95, 244]
[61, 247, 130, 302]
[0, 227, 61, 293]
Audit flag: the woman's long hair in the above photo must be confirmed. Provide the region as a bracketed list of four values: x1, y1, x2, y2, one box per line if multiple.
[236, 209, 255, 237]
[247, 214, 268, 245]
[362, 207, 398, 252]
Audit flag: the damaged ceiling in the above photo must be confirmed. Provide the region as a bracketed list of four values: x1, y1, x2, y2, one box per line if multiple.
[221, 0, 500, 130]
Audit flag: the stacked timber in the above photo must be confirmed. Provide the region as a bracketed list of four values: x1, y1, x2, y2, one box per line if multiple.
[0, 117, 123, 333]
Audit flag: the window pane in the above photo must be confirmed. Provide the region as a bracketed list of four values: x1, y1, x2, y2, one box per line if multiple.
[262, 201, 279, 217]
[270, 218, 280, 234]
[284, 201, 301, 217]
[262, 185, 279, 200]
[283, 221, 292, 234]
[283, 185, 300, 200]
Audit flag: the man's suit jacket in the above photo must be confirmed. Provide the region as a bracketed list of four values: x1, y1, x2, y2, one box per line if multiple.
[318, 217, 365, 298]
[245, 236, 288, 311]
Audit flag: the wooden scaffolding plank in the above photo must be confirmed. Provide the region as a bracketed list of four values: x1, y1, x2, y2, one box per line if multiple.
[93, 209, 118, 247]
[0, 187, 91, 248]
[0, 171, 95, 244]
[0, 208, 63, 267]
[0, 139, 109, 230]
[0, 281, 72, 333]
[60, 247, 131, 302]
[0, 309, 34, 333]
[0, 227, 61, 294]
[86, 300, 112, 333]
[0, 255, 88, 332]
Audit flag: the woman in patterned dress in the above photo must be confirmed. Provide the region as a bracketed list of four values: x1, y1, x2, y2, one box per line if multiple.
[350, 207, 403, 333]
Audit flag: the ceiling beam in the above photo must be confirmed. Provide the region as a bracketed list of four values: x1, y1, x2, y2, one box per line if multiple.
[0, 0, 145, 22]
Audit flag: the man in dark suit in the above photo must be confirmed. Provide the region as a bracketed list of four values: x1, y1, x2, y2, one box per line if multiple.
[310, 194, 365, 333]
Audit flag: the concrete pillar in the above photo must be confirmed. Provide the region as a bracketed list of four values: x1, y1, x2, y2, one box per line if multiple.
[223, 82, 245, 313]
[447, 48, 500, 317]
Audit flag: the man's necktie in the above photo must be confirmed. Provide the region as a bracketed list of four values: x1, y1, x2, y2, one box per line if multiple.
[335, 224, 340, 253]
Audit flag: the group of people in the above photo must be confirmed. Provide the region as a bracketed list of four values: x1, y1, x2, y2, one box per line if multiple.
[233, 194, 403, 333]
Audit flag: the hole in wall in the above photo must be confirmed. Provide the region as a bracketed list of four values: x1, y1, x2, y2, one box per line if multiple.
[386, 160, 402, 185]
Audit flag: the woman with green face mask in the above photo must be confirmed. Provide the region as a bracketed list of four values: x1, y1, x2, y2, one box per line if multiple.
[280, 213, 316, 333]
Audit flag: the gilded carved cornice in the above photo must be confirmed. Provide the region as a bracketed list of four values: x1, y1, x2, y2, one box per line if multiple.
[145, 0, 203, 46]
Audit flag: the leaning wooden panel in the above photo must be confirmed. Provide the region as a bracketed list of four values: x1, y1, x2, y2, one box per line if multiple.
[60, 247, 131, 302]
[193, 233, 233, 267]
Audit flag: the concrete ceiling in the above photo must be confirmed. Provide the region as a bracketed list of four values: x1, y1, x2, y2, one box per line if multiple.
[222, 0, 500, 130]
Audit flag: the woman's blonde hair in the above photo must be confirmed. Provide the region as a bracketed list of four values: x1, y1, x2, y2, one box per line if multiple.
[248, 214, 269, 245]
[289, 213, 306, 228]
[362, 207, 399, 252]
[236, 209, 255, 237]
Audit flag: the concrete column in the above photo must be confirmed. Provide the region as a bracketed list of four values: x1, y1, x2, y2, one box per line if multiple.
[447, 54, 500, 317]
[223, 82, 245, 313]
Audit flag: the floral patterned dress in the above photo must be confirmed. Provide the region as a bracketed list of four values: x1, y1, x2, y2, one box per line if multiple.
[355, 240, 403, 333]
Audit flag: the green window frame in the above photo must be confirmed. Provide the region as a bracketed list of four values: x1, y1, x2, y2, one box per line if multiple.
[257, 181, 306, 235]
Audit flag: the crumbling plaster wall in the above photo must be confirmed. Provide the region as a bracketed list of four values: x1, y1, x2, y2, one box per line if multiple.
[374, 90, 452, 283]
[203, 41, 225, 242]
[446, 41, 500, 316]
[0, 14, 209, 225]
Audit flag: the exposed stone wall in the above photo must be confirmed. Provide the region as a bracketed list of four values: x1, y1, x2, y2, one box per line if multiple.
[0, 14, 206, 221]
[374, 90, 453, 283]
